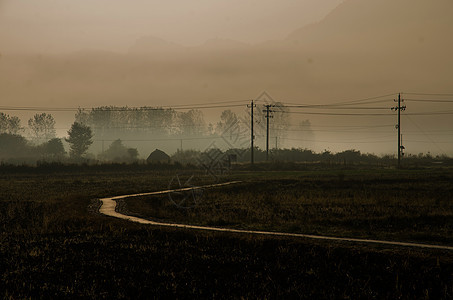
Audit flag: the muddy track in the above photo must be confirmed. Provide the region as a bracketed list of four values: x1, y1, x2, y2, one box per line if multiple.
[99, 182, 453, 251]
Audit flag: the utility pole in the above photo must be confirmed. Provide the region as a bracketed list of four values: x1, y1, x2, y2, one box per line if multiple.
[247, 100, 256, 165]
[263, 104, 274, 161]
[392, 93, 406, 169]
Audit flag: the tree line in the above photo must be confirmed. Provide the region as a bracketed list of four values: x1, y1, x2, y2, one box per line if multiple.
[3, 107, 448, 166]
[0, 107, 253, 164]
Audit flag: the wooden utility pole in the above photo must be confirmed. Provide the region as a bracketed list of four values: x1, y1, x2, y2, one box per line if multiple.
[263, 104, 274, 161]
[398, 94, 401, 167]
[392, 93, 406, 168]
[247, 100, 256, 165]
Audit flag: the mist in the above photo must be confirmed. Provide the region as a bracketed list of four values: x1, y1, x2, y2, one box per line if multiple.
[0, 0, 452, 159]
[0, 0, 342, 53]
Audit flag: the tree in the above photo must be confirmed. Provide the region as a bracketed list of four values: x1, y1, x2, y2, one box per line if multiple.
[296, 120, 314, 149]
[0, 112, 23, 135]
[0, 133, 29, 159]
[43, 138, 66, 159]
[28, 113, 56, 142]
[216, 110, 239, 135]
[65, 122, 93, 160]
[177, 109, 206, 136]
[127, 148, 139, 160]
[99, 139, 138, 162]
[336, 149, 361, 164]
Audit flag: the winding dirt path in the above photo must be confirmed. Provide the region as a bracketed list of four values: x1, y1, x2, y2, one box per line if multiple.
[99, 182, 453, 251]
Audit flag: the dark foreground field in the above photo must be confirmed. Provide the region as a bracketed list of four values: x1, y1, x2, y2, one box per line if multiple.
[1, 165, 453, 298]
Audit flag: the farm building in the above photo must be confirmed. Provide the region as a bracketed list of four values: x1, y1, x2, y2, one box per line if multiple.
[147, 149, 170, 163]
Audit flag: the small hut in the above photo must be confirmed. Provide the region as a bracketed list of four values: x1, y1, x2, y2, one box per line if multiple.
[147, 149, 170, 163]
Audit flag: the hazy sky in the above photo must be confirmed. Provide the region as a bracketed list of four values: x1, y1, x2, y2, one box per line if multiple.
[0, 0, 342, 53]
[1, 0, 452, 156]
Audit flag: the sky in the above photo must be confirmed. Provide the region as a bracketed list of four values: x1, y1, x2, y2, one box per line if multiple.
[0, 0, 342, 53]
[0, 0, 452, 157]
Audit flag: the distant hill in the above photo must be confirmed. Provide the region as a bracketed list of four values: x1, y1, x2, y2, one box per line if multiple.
[129, 36, 250, 55]
[286, 0, 453, 54]
[129, 36, 185, 55]
[3, 0, 452, 104]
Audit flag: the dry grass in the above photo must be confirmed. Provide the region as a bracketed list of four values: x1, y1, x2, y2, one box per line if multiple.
[125, 169, 453, 245]
[1, 166, 452, 298]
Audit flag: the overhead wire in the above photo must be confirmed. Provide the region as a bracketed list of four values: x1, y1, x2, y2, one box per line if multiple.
[405, 110, 453, 116]
[281, 137, 394, 144]
[92, 136, 223, 142]
[288, 124, 395, 128]
[404, 99, 453, 103]
[282, 111, 394, 116]
[284, 105, 390, 110]
[404, 115, 446, 153]
[280, 92, 398, 107]
[0, 99, 251, 112]
[403, 92, 453, 97]
[2, 91, 452, 154]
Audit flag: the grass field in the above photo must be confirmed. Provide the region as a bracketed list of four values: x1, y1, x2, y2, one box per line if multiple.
[124, 168, 453, 245]
[1, 165, 453, 298]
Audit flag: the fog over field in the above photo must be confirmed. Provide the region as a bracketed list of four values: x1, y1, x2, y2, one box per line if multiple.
[1, 0, 452, 156]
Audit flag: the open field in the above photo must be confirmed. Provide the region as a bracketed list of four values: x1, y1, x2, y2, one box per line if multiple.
[124, 168, 453, 246]
[1, 165, 453, 298]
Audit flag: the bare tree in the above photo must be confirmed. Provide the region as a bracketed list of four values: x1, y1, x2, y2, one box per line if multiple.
[28, 113, 56, 142]
[216, 110, 239, 135]
[0, 112, 23, 135]
[177, 109, 207, 136]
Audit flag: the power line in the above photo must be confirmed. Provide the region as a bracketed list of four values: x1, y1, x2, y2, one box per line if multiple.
[281, 110, 453, 116]
[405, 110, 453, 116]
[404, 115, 446, 154]
[282, 137, 393, 144]
[288, 124, 395, 128]
[285, 128, 392, 133]
[405, 140, 453, 144]
[403, 92, 453, 97]
[282, 111, 394, 116]
[92, 136, 223, 142]
[403, 131, 453, 134]
[285, 105, 390, 110]
[281, 92, 397, 107]
[162, 99, 251, 108]
[404, 99, 453, 103]
[84, 103, 247, 111]
[0, 106, 78, 112]
[0, 102, 249, 112]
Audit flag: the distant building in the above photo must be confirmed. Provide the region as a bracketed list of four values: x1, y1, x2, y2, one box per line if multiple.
[147, 149, 170, 163]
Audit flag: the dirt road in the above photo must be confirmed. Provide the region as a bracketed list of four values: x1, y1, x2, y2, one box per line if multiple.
[99, 182, 453, 251]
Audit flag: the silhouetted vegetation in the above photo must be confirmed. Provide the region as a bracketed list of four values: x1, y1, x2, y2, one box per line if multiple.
[65, 122, 94, 161]
[28, 112, 56, 143]
[98, 139, 139, 163]
[170, 147, 453, 168]
[1, 168, 453, 298]
[0, 109, 451, 167]
[0, 112, 23, 135]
